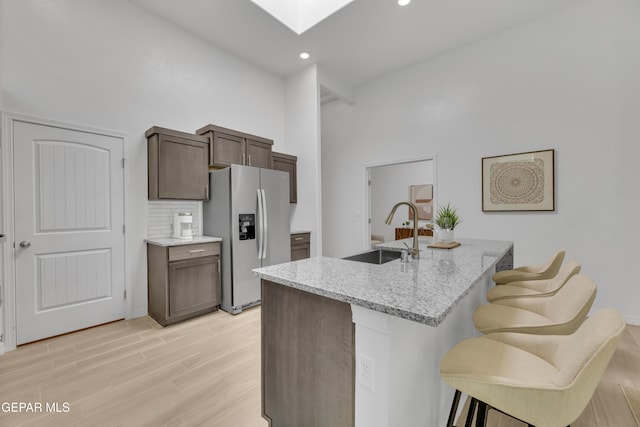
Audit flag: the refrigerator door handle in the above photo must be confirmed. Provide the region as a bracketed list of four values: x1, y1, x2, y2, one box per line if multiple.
[261, 188, 268, 260]
[257, 188, 264, 260]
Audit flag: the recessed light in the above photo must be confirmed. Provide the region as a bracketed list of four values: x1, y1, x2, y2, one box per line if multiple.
[397, 0, 411, 6]
[299, 51, 310, 59]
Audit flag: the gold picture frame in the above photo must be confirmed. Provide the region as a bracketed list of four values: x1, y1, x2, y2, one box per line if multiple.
[482, 149, 555, 212]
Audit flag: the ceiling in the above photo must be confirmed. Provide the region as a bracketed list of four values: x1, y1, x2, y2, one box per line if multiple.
[129, 0, 584, 89]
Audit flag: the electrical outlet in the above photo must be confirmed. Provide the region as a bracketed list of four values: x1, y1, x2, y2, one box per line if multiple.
[357, 353, 375, 391]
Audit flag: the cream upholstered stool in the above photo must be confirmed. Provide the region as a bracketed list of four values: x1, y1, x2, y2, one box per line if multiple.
[487, 260, 581, 303]
[493, 250, 565, 285]
[440, 308, 626, 427]
[474, 274, 596, 335]
[370, 234, 385, 247]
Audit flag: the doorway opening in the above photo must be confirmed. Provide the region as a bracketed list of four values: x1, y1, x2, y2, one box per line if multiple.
[365, 156, 436, 248]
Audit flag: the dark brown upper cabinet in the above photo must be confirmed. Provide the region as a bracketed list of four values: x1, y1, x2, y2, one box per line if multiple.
[272, 151, 297, 203]
[196, 124, 273, 169]
[146, 126, 209, 200]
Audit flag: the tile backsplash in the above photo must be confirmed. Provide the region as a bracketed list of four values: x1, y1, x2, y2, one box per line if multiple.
[148, 201, 201, 239]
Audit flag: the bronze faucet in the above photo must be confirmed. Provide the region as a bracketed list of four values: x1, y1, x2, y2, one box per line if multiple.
[384, 201, 420, 259]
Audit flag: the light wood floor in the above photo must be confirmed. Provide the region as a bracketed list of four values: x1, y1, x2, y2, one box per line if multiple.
[0, 307, 268, 427]
[455, 324, 640, 427]
[1, 309, 638, 427]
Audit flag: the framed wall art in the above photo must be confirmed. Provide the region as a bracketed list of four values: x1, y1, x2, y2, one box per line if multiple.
[482, 149, 555, 212]
[409, 184, 433, 220]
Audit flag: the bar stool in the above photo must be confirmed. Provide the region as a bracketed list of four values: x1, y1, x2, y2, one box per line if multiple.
[493, 250, 564, 285]
[487, 260, 581, 303]
[474, 274, 596, 335]
[440, 308, 625, 427]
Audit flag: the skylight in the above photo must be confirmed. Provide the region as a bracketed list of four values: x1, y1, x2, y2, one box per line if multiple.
[251, 0, 355, 35]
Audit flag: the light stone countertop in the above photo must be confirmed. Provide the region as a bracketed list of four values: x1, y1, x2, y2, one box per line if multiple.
[146, 235, 222, 247]
[253, 237, 513, 326]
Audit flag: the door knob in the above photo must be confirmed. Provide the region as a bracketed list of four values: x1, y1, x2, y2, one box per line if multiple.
[19, 241, 31, 249]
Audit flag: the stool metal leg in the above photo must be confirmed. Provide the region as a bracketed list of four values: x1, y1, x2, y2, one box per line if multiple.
[446, 390, 461, 427]
[475, 401, 488, 427]
[465, 398, 478, 427]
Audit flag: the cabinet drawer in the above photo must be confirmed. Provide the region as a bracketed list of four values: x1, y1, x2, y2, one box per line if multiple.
[169, 243, 220, 262]
[291, 233, 310, 245]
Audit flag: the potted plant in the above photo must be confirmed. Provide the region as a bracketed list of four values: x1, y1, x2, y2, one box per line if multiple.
[435, 203, 462, 242]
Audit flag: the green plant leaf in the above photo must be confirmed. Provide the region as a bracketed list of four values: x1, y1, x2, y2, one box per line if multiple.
[435, 202, 462, 230]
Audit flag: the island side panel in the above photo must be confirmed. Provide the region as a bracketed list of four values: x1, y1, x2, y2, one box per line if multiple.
[261, 279, 355, 427]
[496, 246, 513, 272]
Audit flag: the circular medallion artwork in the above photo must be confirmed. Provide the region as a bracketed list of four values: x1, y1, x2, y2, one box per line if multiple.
[490, 159, 545, 205]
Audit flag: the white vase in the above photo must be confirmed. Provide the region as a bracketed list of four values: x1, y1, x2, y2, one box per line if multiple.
[439, 229, 454, 243]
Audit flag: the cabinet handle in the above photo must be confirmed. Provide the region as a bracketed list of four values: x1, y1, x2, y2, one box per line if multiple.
[217, 259, 221, 273]
[205, 184, 209, 201]
[294, 237, 303, 241]
[242, 153, 246, 165]
[248, 154, 251, 166]
[189, 249, 205, 253]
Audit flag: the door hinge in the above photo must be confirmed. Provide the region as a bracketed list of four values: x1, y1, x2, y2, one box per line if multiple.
[124, 289, 127, 300]
[368, 179, 372, 186]
[122, 158, 125, 168]
[368, 218, 372, 224]
[123, 225, 125, 234]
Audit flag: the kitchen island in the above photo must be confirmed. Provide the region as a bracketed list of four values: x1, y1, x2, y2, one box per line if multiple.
[253, 237, 513, 427]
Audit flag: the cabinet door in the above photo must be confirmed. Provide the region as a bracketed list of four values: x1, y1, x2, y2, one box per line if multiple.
[168, 255, 219, 318]
[291, 245, 310, 261]
[158, 135, 208, 200]
[211, 132, 245, 167]
[272, 154, 297, 203]
[246, 138, 272, 168]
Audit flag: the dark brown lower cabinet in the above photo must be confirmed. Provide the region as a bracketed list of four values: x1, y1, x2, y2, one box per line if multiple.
[147, 242, 221, 326]
[290, 232, 310, 261]
[261, 280, 355, 427]
[394, 227, 433, 240]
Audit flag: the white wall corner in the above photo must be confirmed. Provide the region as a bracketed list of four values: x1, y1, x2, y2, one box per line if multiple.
[318, 65, 355, 104]
[285, 65, 322, 256]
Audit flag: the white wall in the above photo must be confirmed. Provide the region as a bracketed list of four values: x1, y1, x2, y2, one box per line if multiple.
[285, 65, 322, 256]
[0, 0, 286, 321]
[370, 160, 434, 245]
[322, 0, 640, 322]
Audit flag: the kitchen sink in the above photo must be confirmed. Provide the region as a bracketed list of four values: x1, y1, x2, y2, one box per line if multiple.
[342, 249, 401, 265]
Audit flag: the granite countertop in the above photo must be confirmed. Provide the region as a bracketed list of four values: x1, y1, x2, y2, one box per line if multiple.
[253, 237, 513, 327]
[146, 235, 222, 246]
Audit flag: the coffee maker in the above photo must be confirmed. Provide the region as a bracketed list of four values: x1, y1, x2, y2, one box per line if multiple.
[172, 212, 194, 240]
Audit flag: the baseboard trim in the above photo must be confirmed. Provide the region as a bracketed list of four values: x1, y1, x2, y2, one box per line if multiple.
[129, 309, 148, 320]
[625, 314, 640, 326]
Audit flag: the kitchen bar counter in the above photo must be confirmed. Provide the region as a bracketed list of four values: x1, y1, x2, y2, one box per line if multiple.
[254, 237, 513, 427]
[254, 237, 512, 326]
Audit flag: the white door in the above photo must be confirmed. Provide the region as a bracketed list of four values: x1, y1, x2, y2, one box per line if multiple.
[13, 120, 125, 345]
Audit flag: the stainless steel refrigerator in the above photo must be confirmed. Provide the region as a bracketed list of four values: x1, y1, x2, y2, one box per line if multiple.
[203, 165, 290, 314]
